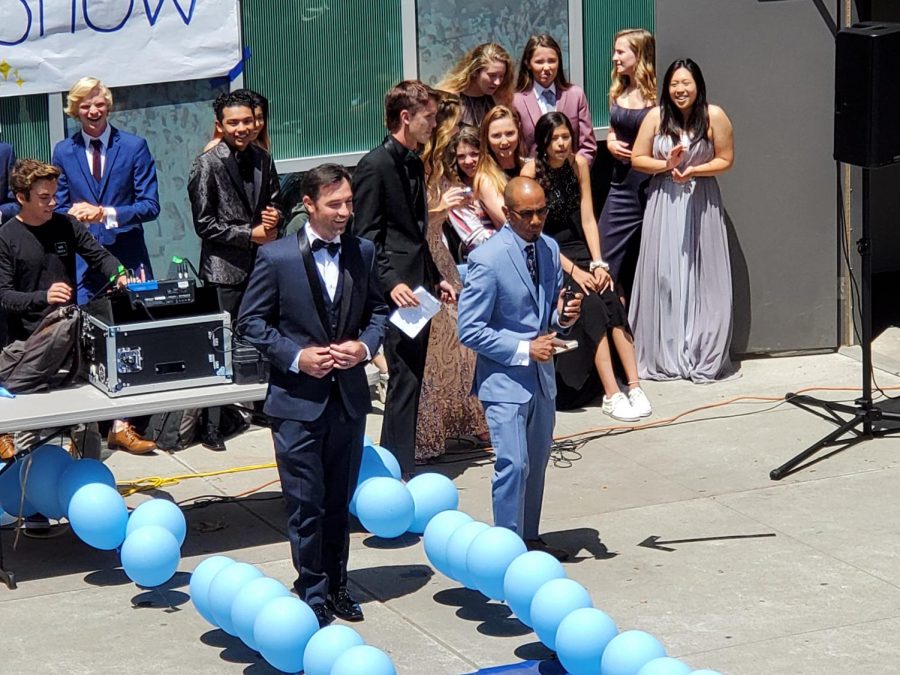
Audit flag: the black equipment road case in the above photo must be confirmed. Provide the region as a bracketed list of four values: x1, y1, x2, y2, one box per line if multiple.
[81, 285, 233, 397]
[82, 311, 233, 397]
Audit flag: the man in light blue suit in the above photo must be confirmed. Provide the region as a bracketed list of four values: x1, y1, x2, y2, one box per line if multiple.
[51, 77, 160, 305]
[458, 177, 582, 561]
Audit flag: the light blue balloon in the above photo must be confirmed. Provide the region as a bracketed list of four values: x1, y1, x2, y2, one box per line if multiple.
[405, 473, 459, 534]
[0, 504, 15, 526]
[349, 477, 376, 517]
[331, 644, 397, 675]
[253, 596, 319, 673]
[530, 578, 593, 651]
[208, 562, 264, 636]
[0, 461, 37, 518]
[230, 577, 292, 650]
[503, 550, 566, 626]
[637, 657, 692, 675]
[466, 526, 527, 600]
[126, 498, 187, 545]
[601, 630, 667, 675]
[556, 607, 619, 675]
[356, 477, 414, 539]
[68, 483, 128, 550]
[120, 525, 180, 587]
[190, 556, 235, 626]
[357, 443, 402, 484]
[423, 510, 473, 578]
[445, 521, 490, 588]
[57, 459, 116, 515]
[21, 445, 72, 519]
[302, 624, 365, 675]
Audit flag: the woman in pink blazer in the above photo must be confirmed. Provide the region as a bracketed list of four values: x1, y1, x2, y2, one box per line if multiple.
[513, 34, 597, 165]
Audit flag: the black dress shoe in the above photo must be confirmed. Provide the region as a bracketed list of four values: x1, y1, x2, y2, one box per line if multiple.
[525, 537, 570, 562]
[311, 603, 333, 628]
[326, 588, 364, 622]
[200, 427, 227, 452]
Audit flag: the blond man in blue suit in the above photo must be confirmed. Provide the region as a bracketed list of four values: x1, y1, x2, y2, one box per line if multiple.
[458, 176, 581, 561]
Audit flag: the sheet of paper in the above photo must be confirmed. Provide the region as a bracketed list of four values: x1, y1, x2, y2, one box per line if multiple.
[389, 286, 442, 338]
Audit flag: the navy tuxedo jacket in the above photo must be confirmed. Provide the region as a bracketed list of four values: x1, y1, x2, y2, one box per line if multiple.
[237, 231, 388, 422]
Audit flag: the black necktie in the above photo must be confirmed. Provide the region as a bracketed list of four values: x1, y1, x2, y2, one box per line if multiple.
[311, 238, 341, 257]
[90, 139, 102, 182]
[524, 244, 538, 286]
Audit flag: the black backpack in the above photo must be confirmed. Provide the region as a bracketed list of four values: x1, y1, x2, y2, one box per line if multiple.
[0, 305, 82, 394]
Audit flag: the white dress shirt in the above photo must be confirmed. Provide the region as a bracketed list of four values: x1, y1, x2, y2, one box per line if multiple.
[534, 82, 558, 115]
[508, 225, 540, 367]
[80, 125, 118, 229]
[290, 227, 370, 372]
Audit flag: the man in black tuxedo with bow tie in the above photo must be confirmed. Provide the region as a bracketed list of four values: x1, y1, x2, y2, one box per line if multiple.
[352, 80, 455, 478]
[189, 90, 282, 450]
[237, 164, 388, 628]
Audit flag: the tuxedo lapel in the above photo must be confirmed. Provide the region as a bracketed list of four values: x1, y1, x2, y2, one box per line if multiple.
[335, 235, 356, 338]
[71, 133, 100, 201]
[296, 230, 331, 342]
[217, 143, 253, 214]
[98, 127, 121, 199]
[503, 230, 539, 308]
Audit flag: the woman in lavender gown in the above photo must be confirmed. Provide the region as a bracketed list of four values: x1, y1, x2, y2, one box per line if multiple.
[629, 58, 736, 383]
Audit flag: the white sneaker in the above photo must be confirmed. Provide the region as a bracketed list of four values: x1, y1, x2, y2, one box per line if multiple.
[627, 387, 652, 417]
[601, 392, 641, 422]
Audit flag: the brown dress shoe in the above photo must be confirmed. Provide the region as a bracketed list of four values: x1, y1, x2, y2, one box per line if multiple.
[0, 434, 15, 461]
[107, 425, 156, 454]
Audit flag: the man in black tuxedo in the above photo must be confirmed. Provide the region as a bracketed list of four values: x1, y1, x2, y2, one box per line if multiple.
[237, 164, 387, 628]
[352, 80, 454, 477]
[189, 90, 282, 450]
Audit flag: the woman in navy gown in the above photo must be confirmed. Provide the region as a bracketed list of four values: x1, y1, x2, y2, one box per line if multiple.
[598, 29, 657, 302]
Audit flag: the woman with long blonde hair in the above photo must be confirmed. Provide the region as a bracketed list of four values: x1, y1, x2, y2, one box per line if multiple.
[417, 120, 490, 462]
[598, 28, 657, 302]
[472, 105, 523, 227]
[436, 43, 515, 128]
[423, 94, 462, 205]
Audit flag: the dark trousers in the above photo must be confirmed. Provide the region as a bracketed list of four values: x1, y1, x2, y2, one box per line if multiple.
[76, 229, 153, 304]
[271, 397, 364, 606]
[381, 322, 430, 475]
[204, 282, 247, 434]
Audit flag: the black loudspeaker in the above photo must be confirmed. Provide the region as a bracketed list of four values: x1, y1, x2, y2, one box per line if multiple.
[834, 22, 900, 168]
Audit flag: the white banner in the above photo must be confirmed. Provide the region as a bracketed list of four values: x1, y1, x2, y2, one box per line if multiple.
[0, 1, 242, 97]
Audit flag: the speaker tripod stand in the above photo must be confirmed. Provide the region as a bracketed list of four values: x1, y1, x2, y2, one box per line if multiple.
[770, 169, 900, 480]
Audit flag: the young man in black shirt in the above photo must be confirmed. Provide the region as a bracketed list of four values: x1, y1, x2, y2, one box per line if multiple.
[0, 160, 124, 341]
[0, 160, 131, 468]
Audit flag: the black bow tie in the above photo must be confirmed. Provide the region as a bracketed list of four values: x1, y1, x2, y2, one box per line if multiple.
[311, 238, 341, 256]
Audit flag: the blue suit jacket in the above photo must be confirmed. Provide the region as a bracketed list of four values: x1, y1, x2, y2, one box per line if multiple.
[51, 126, 160, 246]
[458, 225, 566, 404]
[237, 231, 388, 423]
[0, 142, 17, 222]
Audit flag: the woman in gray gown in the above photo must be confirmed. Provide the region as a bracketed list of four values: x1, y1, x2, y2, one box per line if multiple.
[628, 58, 736, 383]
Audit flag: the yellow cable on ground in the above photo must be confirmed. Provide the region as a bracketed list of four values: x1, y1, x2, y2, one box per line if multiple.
[117, 462, 277, 496]
[116, 383, 900, 497]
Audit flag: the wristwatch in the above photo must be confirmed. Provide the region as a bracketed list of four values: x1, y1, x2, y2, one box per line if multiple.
[589, 259, 610, 272]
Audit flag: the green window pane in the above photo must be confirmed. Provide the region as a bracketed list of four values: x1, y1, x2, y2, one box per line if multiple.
[241, 0, 404, 161]
[0, 94, 50, 163]
[583, 1, 655, 128]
